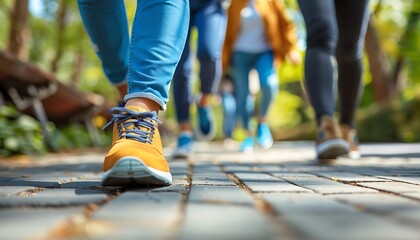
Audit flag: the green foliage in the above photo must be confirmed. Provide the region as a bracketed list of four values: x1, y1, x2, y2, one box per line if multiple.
[0, 105, 46, 156]
[357, 103, 402, 142]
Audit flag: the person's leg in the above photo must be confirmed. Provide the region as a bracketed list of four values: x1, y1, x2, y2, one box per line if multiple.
[125, 0, 189, 111]
[171, 27, 194, 158]
[77, 0, 129, 101]
[335, 0, 370, 158]
[194, 2, 227, 139]
[232, 52, 255, 152]
[222, 91, 236, 138]
[255, 51, 277, 121]
[85, 0, 189, 186]
[173, 27, 193, 129]
[254, 51, 277, 149]
[219, 74, 237, 148]
[196, 2, 227, 98]
[298, 0, 348, 160]
[232, 52, 253, 132]
[335, 0, 370, 127]
[297, 0, 337, 122]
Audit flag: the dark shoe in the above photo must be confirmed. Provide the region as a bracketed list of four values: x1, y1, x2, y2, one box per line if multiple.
[316, 116, 349, 160]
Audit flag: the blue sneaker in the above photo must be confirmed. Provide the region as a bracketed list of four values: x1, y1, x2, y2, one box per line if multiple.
[172, 133, 193, 158]
[257, 123, 273, 149]
[196, 105, 215, 140]
[240, 136, 254, 153]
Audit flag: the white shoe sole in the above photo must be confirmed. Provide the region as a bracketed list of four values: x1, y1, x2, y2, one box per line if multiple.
[102, 157, 172, 187]
[317, 139, 349, 160]
[349, 150, 361, 159]
[258, 139, 273, 149]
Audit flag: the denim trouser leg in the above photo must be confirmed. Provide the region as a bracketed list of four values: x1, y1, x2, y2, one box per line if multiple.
[254, 51, 278, 118]
[77, 0, 129, 85]
[78, 0, 189, 110]
[221, 91, 236, 138]
[127, 0, 189, 110]
[172, 2, 226, 123]
[196, 3, 227, 94]
[232, 52, 253, 131]
[173, 30, 194, 123]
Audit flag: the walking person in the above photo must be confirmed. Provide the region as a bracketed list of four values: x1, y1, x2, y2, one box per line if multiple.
[172, 0, 227, 158]
[77, 0, 189, 186]
[297, 0, 370, 160]
[222, 0, 299, 152]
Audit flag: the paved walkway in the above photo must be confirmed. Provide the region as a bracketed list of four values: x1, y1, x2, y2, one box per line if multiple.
[1, 141, 420, 240]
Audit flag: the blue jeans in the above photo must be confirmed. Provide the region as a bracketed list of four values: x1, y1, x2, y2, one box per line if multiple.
[172, 0, 227, 123]
[231, 51, 278, 131]
[77, 0, 189, 110]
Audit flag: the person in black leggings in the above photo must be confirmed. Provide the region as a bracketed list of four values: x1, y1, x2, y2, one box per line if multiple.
[297, 0, 370, 160]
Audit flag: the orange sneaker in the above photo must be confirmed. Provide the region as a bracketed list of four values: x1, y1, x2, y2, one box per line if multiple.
[316, 115, 349, 160]
[101, 106, 172, 187]
[340, 123, 361, 159]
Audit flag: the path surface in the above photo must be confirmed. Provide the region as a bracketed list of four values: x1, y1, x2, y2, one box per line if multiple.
[1, 141, 420, 240]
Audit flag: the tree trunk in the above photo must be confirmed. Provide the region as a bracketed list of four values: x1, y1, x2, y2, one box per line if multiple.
[70, 49, 84, 86]
[364, 15, 395, 104]
[7, 0, 29, 60]
[51, 0, 69, 73]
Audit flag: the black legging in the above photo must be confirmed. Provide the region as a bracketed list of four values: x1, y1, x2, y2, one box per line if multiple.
[298, 0, 370, 127]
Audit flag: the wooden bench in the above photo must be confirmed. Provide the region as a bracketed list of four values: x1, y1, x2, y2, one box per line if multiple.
[0, 50, 105, 148]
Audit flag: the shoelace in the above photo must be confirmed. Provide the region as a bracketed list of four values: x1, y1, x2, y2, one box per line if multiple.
[102, 107, 161, 144]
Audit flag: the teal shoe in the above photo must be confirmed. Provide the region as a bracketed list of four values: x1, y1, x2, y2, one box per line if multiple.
[257, 123, 273, 149]
[173, 133, 193, 158]
[240, 136, 254, 153]
[196, 105, 215, 141]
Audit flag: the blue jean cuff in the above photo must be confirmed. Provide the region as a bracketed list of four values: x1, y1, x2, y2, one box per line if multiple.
[124, 92, 166, 111]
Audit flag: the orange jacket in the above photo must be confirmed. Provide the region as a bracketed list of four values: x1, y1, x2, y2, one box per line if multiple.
[222, 0, 297, 70]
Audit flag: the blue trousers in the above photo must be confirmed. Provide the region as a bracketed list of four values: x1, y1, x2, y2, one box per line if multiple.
[77, 0, 189, 110]
[231, 51, 278, 131]
[172, 1, 227, 123]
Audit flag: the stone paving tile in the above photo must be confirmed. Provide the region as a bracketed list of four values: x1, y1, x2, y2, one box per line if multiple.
[263, 193, 420, 240]
[60, 180, 102, 188]
[192, 173, 236, 186]
[178, 203, 279, 240]
[4, 179, 62, 187]
[222, 164, 253, 173]
[234, 172, 282, 182]
[376, 176, 420, 185]
[281, 177, 379, 194]
[0, 188, 109, 207]
[188, 185, 254, 205]
[0, 186, 37, 196]
[169, 161, 189, 175]
[89, 191, 183, 239]
[0, 207, 85, 240]
[268, 171, 317, 178]
[357, 182, 420, 193]
[402, 192, 420, 200]
[244, 180, 313, 193]
[310, 171, 390, 182]
[328, 193, 420, 227]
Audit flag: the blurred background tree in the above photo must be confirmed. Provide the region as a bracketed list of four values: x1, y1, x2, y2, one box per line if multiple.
[0, 0, 419, 156]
